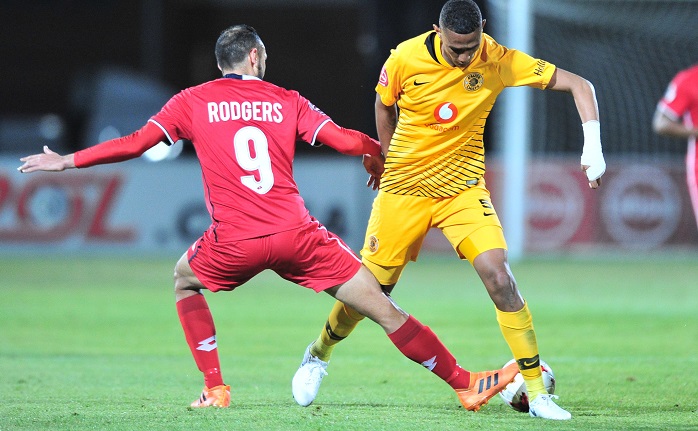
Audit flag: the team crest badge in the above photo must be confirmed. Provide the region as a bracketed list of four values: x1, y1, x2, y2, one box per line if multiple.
[368, 235, 379, 253]
[307, 101, 326, 116]
[463, 72, 484, 91]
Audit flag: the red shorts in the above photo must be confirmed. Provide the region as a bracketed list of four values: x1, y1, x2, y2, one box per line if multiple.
[187, 218, 362, 293]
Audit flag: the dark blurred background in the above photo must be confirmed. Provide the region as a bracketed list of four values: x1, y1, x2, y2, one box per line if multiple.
[1, 0, 696, 159]
[1, 0, 481, 157]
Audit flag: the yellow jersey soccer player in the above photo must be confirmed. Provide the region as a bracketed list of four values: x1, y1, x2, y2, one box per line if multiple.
[292, 0, 604, 420]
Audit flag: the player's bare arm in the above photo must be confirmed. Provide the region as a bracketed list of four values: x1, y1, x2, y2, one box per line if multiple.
[369, 94, 397, 189]
[548, 68, 598, 122]
[374, 94, 397, 157]
[652, 109, 698, 139]
[547, 68, 605, 189]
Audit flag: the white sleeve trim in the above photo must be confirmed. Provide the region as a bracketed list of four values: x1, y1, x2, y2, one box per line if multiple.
[309, 119, 332, 147]
[148, 119, 174, 145]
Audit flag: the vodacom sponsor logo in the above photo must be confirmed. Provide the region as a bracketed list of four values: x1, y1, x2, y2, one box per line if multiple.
[434, 102, 458, 124]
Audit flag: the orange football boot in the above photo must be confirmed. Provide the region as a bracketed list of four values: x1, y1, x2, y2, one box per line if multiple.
[455, 361, 519, 411]
[190, 384, 231, 408]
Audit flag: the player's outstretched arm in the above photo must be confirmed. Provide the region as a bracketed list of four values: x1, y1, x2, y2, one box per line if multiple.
[316, 122, 385, 189]
[18, 121, 166, 174]
[315, 121, 381, 157]
[547, 68, 605, 189]
[375, 94, 397, 158]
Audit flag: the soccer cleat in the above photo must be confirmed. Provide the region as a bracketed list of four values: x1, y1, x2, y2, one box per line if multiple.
[528, 394, 572, 420]
[190, 384, 231, 408]
[292, 343, 328, 406]
[455, 361, 519, 411]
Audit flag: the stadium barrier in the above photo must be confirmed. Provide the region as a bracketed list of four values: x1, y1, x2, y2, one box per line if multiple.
[0, 156, 695, 256]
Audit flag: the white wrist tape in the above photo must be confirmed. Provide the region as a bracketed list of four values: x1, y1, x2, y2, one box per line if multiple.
[580, 120, 606, 181]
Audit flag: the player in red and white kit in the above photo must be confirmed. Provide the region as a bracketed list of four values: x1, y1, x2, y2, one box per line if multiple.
[18, 24, 518, 410]
[654, 64, 698, 229]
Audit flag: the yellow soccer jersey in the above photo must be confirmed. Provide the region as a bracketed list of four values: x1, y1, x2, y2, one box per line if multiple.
[375, 31, 556, 197]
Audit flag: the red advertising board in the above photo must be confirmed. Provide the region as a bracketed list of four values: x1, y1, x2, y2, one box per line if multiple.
[424, 158, 698, 253]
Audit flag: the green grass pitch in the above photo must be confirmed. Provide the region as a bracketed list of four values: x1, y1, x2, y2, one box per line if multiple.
[1, 254, 696, 430]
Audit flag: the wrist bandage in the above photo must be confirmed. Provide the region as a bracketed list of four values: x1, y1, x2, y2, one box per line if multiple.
[580, 120, 606, 181]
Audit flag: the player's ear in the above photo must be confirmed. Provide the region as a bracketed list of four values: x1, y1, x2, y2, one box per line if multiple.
[481, 19, 487, 29]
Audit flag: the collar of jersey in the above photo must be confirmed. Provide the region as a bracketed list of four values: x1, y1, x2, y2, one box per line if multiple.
[224, 73, 261, 81]
[433, 32, 484, 71]
[433, 34, 450, 68]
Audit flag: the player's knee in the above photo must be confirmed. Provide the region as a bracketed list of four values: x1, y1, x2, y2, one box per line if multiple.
[490, 268, 515, 290]
[173, 253, 203, 295]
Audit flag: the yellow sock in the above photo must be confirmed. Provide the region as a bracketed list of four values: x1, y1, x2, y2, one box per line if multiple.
[310, 300, 365, 362]
[496, 302, 547, 400]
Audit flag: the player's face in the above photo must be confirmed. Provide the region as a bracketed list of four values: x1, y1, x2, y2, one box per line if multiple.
[435, 24, 483, 69]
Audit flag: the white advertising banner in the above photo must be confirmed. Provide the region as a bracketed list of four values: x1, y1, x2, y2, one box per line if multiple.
[0, 156, 374, 256]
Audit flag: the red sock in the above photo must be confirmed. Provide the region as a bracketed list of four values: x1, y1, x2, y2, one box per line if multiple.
[176, 294, 224, 388]
[388, 315, 470, 390]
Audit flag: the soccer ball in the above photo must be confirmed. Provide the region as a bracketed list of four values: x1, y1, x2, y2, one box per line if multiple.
[498, 359, 556, 412]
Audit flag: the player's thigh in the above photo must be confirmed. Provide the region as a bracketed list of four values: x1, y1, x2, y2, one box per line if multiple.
[436, 184, 507, 262]
[360, 191, 432, 267]
[328, 264, 407, 333]
[457, 225, 507, 264]
[272, 219, 362, 292]
[362, 257, 406, 288]
[186, 234, 263, 292]
[174, 251, 206, 291]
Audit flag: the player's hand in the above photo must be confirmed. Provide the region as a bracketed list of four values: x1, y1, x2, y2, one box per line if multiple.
[363, 153, 384, 190]
[17, 146, 73, 173]
[582, 164, 602, 189]
[580, 121, 605, 189]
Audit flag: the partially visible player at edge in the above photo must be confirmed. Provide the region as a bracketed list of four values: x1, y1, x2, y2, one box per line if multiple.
[18, 24, 521, 411]
[292, 0, 606, 420]
[653, 63, 698, 230]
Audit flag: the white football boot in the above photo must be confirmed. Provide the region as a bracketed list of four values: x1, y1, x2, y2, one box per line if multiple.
[528, 394, 572, 420]
[292, 343, 328, 406]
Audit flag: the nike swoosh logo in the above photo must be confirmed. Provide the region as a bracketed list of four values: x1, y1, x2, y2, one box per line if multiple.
[483, 212, 495, 217]
[517, 356, 540, 370]
[414, 80, 429, 86]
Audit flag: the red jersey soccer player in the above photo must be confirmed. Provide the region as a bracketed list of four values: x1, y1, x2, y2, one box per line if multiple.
[653, 64, 698, 229]
[18, 24, 518, 410]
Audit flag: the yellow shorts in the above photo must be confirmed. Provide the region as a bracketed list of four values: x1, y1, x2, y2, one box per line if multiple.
[360, 179, 507, 285]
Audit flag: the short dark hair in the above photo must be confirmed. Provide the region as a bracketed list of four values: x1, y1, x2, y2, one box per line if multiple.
[439, 0, 482, 35]
[215, 24, 263, 70]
